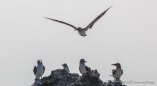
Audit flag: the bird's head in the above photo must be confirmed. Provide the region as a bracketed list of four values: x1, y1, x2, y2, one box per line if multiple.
[111, 63, 121, 68]
[75, 27, 82, 31]
[80, 59, 87, 64]
[62, 63, 68, 67]
[37, 59, 42, 65]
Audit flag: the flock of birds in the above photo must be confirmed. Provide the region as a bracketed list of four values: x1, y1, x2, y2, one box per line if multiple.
[33, 5, 123, 82]
[33, 59, 123, 81]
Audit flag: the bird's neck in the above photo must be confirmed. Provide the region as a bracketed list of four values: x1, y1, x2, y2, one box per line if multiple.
[116, 66, 121, 69]
[38, 64, 43, 66]
[80, 63, 85, 66]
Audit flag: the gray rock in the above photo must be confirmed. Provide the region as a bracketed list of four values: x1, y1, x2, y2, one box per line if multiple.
[32, 69, 126, 86]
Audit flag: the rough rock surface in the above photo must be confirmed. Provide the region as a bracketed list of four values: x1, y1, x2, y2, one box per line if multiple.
[32, 69, 126, 86]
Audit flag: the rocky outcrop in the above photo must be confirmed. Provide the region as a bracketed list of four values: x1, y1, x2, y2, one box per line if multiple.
[32, 69, 126, 86]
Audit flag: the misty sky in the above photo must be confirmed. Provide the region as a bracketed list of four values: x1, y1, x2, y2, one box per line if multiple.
[0, 0, 157, 86]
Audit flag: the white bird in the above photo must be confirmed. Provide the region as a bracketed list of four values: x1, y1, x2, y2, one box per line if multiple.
[62, 63, 70, 73]
[33, 60, 45, 81]
[45, 6, 112, 37]
[111, 63, 123, 81]
[79, 59, 91, 74]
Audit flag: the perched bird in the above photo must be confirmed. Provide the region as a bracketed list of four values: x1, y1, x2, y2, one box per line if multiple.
[62, 63, 70, 73]
[79, 59, 91, 74]
[45, 6, 112, 37]
[33, 60, 45, 81]
[111, 63, 123, 80]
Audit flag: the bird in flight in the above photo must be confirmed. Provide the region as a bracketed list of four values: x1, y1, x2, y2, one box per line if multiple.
[45, 6, 112, 37]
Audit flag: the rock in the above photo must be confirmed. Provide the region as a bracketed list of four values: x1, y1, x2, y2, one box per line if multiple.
[32, 69, 126, 86]
[105, 80, 126, 86]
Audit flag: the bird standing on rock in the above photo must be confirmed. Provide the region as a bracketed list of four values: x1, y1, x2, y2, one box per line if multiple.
[111, 63, 123, 81]
[79, 59, 91, 74]
[62, 63, 70, 73]
[45, 6, 112, 37]
[33, 60, 45, 81]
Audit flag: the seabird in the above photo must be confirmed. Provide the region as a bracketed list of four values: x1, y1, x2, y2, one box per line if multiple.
[111, 63, 123, 80]
[79, 59, 91, 74]
[45, 6, 112, 37]
[33, 60, 45, 81]
[62, 63, 70, 73]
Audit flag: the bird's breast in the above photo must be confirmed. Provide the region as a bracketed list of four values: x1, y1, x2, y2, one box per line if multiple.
[78, 30, 87, 36]
[36, 65, 43, 77]
[64, 67, 70, 73]
[79, 65, 86, 73]
[113, 69, 122, 78]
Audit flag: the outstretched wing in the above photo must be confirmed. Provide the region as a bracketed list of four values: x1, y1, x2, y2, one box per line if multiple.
[85, 66, 91, 73]
[43, 66, 45, 74]
[45, 17, 77, 30]
[84, 6, 113, 31]
[112, 69, 116, 75]
[33, 66, 37, 75]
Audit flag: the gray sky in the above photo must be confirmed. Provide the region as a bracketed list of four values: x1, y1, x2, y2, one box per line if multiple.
[0, 0, 157, 86]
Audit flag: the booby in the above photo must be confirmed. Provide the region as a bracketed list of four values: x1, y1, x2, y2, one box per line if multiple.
[79, 59, 91, 74]
[45, 6, 112, 37]
[111, 63, 123, 80]
[33, 60, 45, 81]
[62, 63, 70, 73]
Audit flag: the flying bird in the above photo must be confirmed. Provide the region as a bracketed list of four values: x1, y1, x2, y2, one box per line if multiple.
[62, 63, 70, 73]
[45, 6, 112, 37]
[33, 60, 45, 81]
[111, 63, 123, 81]
[79, 59, 91, 74]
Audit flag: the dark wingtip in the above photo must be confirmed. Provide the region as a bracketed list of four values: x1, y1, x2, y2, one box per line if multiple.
[110, 5, 114, 7]
[44, 17, 49, 19]
[107, 5, 113, 10]
[44, 17, 53, 20]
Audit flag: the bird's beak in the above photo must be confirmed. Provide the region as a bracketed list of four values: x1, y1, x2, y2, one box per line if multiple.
[111, 64, 116, 66]
[84, 61, 87, 63]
